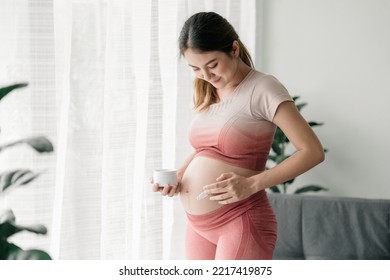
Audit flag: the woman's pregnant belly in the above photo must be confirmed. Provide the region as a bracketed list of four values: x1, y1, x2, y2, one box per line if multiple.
[180, 156, 259, 215]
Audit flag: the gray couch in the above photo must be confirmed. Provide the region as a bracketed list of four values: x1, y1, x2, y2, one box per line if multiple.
[267, 193, 390, 259]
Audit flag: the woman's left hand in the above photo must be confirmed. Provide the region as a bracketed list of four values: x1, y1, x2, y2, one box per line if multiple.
[202, 172, 255, 204]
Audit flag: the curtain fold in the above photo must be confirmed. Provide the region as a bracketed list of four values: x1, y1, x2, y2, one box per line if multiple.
[0, 0, 258, 259]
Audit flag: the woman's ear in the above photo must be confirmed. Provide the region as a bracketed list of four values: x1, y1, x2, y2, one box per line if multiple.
[232, 40, 240, 57]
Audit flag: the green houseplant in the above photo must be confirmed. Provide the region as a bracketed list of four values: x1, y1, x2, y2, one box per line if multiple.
[0, 83, 53, 259]
[267, 96, 328, 194]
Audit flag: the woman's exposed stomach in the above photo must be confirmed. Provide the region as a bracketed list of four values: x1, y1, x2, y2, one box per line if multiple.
[180, 156, 260, 215]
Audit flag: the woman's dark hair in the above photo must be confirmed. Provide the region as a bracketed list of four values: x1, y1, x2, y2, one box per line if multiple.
[179, 12, 254, 111]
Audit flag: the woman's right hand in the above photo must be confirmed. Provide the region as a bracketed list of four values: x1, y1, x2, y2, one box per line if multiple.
[150, 177, 181, 197]
[150, 156, 192, 197]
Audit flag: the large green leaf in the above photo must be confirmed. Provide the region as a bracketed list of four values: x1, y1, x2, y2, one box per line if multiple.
[0, 83, 28, 102]
[275, 154, 290, 164]
[269, 186, 281, 193]
[0, 169, 41, 194]
[273, 127, 286, 144]
[7, 244, 51, 260]
[1, 243, 51, 260]
[24, 136, 54, 152]
[267, 155, 277, 162]
[292, 96, 300, 102]
[284, 177, 295, 186]
[271, 142, 282, 156]
[296, 102, 307, 111]
[0, 210, 50, 259]
[0, 209, 47, 239]
[294, 185, 328, 194]
[0, 136, 54, 153]
[0, 240, 13, 260]
[308, 121, 324, 127]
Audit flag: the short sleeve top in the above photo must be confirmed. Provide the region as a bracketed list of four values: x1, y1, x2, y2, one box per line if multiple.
[188, 69, 293, 171]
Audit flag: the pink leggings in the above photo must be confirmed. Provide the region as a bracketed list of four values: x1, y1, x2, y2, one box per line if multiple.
[185, 191, 277, 260]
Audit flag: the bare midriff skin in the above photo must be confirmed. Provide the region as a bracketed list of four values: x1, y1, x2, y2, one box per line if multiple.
[180, 156, 260, 215]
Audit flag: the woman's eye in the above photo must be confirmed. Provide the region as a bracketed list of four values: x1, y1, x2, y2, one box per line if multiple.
[209, 64, 217, 69]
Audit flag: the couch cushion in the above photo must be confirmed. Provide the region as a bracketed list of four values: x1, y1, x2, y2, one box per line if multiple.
[268, 194, 390, 260]
[302, 196, 390, 259]
[267, 194, 304, 259]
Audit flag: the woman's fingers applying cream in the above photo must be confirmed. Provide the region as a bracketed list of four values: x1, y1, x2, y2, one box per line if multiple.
[202, 172, 255, 204]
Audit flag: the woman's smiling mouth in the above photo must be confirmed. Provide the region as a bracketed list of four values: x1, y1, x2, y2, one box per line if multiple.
[211, 77, 221, 84]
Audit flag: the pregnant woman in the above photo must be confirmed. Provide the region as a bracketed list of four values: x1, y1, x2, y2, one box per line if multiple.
[152, 12, 324, 260]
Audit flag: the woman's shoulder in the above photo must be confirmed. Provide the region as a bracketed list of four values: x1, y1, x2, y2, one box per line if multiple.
[248, 70, 286, 91]
[247, 70, 292, 121]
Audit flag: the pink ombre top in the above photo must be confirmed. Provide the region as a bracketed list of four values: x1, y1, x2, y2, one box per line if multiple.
[188, 70, 293, 171]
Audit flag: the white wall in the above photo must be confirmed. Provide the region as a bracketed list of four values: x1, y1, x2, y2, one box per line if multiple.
[260, 0, 390, 199]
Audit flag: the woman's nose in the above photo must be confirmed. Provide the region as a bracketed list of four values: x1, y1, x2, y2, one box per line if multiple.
[202, 69, 213, 81]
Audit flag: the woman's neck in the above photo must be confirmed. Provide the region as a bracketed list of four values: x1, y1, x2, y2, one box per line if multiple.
[217, 61, 252, 99]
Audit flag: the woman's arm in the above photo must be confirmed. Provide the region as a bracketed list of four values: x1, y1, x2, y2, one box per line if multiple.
[203, 101, 325, 203]
[248, 101, 325, 191]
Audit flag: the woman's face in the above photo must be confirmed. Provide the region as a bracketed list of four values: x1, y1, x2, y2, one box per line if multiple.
[183, 48, 239, 91]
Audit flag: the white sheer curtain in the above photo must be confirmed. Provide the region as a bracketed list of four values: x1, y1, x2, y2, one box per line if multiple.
[0, 0, 258, 259]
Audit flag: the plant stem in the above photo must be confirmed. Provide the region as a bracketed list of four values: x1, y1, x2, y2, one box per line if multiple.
[282, 183, 287, 194]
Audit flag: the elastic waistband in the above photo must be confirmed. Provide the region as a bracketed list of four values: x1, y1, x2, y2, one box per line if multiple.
[186, 190, 269, 230]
